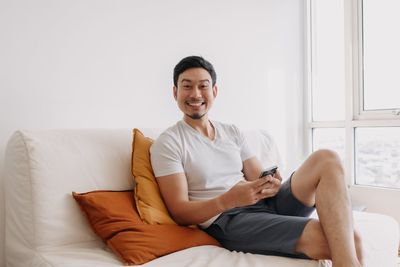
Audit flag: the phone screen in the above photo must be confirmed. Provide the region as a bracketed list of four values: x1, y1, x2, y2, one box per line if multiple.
[259, 166, 278, 178]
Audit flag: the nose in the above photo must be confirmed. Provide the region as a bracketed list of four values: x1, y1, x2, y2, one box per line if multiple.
[189, 87, 202, 98]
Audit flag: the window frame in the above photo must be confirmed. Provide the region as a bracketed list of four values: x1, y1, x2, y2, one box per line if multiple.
[305, 0, 400, 189]
[354, 0, 400, 120]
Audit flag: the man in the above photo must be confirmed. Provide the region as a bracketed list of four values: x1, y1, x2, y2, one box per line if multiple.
[150, 56, 363, 267]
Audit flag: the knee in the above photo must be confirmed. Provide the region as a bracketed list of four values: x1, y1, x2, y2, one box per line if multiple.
[312, 149, 344, 175]
[296, 220, 331, 260]
[312, 149, 341, 164]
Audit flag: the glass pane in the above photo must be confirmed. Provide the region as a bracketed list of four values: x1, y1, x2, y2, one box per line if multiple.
[312, 128, 345, 160]
[362, 0, 400, 111]
[311, 0, 345, 121]
[355, 127, 400, 189]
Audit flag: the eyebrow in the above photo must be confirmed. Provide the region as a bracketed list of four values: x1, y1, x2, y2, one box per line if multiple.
[180, 79, 210, 83]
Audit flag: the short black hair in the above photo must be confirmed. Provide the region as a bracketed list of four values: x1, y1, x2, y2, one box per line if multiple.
[173, 56, 217, 87]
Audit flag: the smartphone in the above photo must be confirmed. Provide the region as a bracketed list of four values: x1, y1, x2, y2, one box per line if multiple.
[259, 165, 278, 178]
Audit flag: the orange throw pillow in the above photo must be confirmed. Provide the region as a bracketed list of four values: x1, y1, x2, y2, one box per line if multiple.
[108, 224, 220, 265]
[131, 128, 176, 225]
[73, 190, 220, 265]
[72, 190, 143, 240]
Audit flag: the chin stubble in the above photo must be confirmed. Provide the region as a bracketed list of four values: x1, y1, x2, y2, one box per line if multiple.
[186, 113, 206, 120]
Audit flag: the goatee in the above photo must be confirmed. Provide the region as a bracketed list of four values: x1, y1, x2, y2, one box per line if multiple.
[186, 113, 206, 120]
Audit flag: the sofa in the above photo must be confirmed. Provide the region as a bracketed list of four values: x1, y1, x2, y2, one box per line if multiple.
[4, 128, 399, 267]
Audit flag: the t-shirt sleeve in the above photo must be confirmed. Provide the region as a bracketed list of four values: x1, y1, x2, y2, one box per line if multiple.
[150, 133, 184, 177]
[232, 125, 255, 161]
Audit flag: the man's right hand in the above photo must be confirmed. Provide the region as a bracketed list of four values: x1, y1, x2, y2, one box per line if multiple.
[218, 176, 281, 210]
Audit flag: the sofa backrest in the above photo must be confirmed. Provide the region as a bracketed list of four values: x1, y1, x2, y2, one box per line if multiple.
[4, 128, 281, 250]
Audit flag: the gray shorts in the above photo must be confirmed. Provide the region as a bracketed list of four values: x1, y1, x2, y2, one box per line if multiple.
[204, 174, 315, 259]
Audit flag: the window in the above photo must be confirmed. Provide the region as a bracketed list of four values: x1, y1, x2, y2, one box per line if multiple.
[310, 0, 345, 122]
[355, 127, 400, 189]
[361, 0, 400, 114]
[307, 0, 400, 189]
[312, 128, 345, 160]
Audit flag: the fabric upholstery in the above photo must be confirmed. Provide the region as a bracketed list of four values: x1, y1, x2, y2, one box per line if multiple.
[4, 128, 399, 267]
[73, 189, 220, 265]
[131, 128, 176, 225]
[108, 224, 220, 265]
[72, 190, 144, 241]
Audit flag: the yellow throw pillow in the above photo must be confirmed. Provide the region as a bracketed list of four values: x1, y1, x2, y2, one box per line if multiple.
[131, 128, 176, 225]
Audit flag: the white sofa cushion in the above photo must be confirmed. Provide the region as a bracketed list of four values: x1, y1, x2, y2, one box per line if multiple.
[5, 130, 135, 249]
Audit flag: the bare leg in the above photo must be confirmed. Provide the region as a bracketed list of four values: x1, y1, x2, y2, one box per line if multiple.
[291, 149, 363, 267]
[296, 220, 364, 265]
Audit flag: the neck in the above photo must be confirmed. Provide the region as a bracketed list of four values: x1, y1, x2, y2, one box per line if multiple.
[183, 115, 215, 140]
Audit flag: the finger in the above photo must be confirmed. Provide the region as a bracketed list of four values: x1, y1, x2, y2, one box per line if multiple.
[274, 170, 283, 181]
[254, 176, 270, 186]
[269, 177, 281, 186]
[257, 178, 275, 191]
[259, 180, 275, 190]
[266, 175, 274, 182]
[255, 177, 277, 192]
[258, 188, 276, 198]
[266, 181, 280, 193]
[260, 180, 281, 193]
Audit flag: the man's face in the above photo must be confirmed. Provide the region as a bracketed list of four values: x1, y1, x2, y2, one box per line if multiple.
[174, 67, 218, 120]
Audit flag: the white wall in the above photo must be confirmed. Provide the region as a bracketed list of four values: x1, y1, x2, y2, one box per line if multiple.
[0, 0, 305, 265]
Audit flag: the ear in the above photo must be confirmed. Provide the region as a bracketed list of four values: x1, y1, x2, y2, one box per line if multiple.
[173, 86, 178, 100]
[212, 85, 218, 98]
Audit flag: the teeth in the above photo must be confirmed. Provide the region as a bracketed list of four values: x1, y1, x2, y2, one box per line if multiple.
[187, 102, 203, 106]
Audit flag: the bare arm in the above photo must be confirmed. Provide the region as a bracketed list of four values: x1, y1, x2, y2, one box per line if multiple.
[242, 156, 264, 181]
[242, 156, 282, 195]
[156, 171, 274, 226]
[156, 172, 225, 225]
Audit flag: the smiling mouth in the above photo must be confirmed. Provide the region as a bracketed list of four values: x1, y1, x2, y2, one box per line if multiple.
[186, 101, 205, 107]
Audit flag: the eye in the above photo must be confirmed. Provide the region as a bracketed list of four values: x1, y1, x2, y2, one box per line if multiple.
[200, 84, 209, 89]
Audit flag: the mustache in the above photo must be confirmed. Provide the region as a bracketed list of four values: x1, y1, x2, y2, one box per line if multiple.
[186, 98, 205, 102]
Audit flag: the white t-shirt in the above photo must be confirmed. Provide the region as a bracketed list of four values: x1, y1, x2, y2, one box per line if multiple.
[150, 120, 255, 228]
